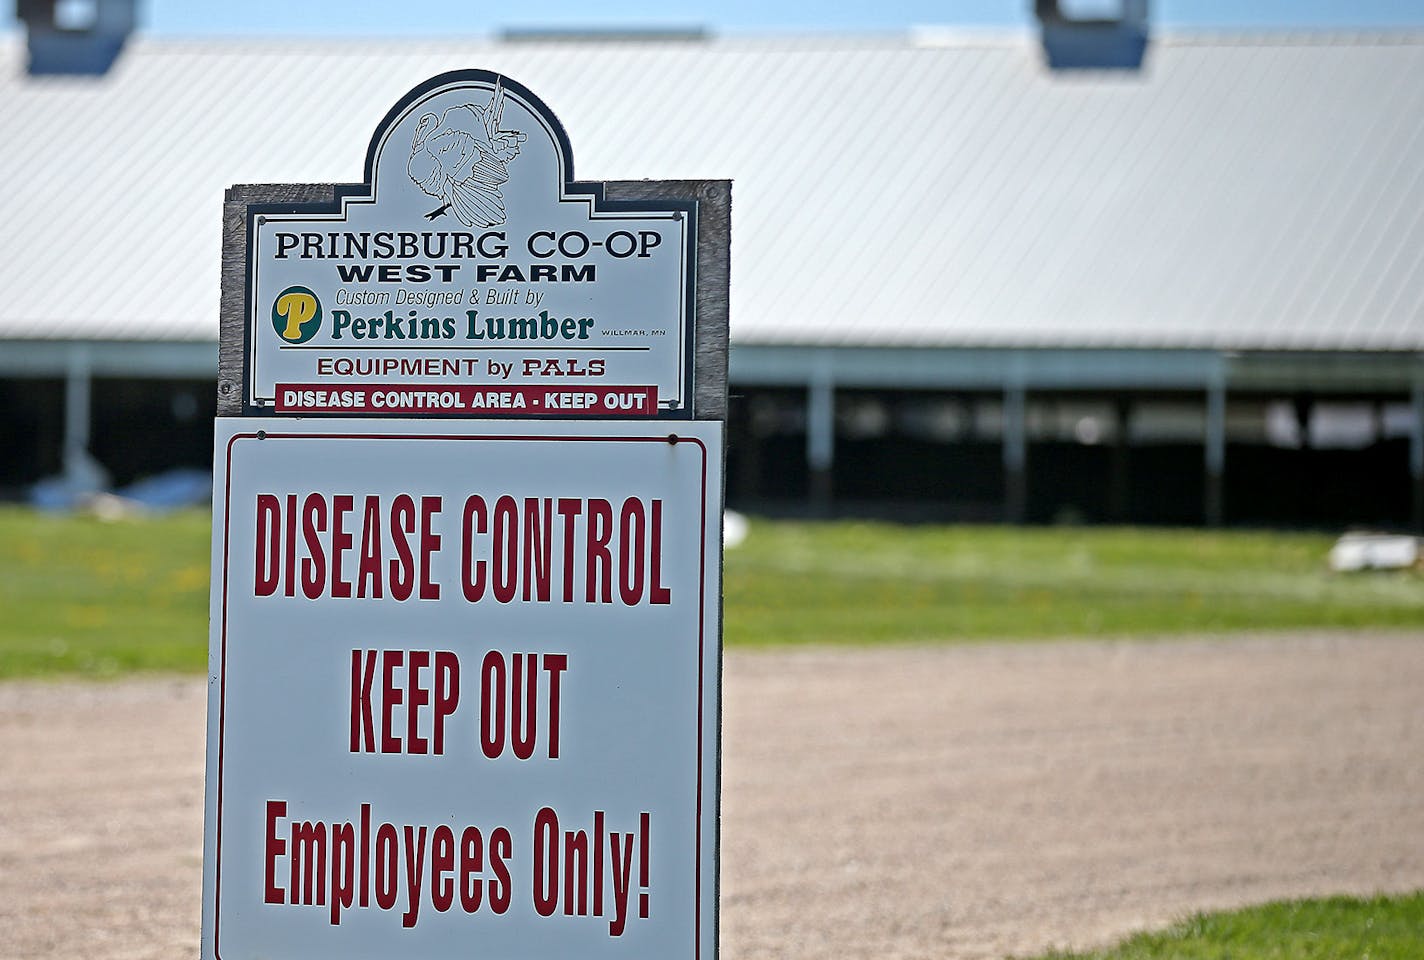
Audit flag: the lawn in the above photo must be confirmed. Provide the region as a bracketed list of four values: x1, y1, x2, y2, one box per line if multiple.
[725, 520, 1424, 646]
[1025, 893, 1424, 960]
[2, 507, 1423, 678]
[0, 506, 212, 677]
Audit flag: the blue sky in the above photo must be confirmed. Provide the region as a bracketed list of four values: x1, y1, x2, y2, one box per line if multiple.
[124, 0, 1424, 35]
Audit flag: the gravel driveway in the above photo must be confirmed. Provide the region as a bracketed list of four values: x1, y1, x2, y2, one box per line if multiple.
[3, 631, 1422, 959]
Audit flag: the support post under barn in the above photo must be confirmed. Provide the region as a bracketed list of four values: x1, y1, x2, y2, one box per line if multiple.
[1004, 383, 1027, 524]
[1411, 372, 1424, 532]
[1205, 373, 1226, 527]
[62, 344, 99, 492]
[807, 352, 835, 515]
[1109, 396, 1131, 522]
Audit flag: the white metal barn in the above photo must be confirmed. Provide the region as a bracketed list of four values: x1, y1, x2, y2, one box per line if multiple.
[1, 30, 1421, 525]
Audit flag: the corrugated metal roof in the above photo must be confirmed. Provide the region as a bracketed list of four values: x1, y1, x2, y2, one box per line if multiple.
[0, 32, 1421, 349]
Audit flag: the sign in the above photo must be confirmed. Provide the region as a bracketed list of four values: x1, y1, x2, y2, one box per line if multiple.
[209, 67, 728, 960]
[243, 71, 696, 417]
[202, 418, 722, 959]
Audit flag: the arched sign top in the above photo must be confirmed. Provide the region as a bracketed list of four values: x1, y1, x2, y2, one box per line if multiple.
[362, 69, 581, 202]
[242, 70, 697, 419]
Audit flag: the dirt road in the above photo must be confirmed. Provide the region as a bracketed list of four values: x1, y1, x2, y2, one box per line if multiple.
[3, 632, 1422, 959]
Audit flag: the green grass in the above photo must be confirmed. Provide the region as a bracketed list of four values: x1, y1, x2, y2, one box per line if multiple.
[723, 520, 1424, 646]
[0, 506, 212, 677]
[1025, 892, 1424, 959]
[3, 507, 1424, 678]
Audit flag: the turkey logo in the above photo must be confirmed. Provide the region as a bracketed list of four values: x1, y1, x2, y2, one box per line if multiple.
[407, 82, 528, 227]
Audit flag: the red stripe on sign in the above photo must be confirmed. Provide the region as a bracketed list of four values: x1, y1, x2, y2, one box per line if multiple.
[273, 383, 658, 416]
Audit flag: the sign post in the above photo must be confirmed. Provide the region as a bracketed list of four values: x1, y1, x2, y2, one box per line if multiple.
[204, 70, 728, 960]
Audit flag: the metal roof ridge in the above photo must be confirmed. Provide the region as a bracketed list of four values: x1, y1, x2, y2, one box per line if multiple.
[1150, 29, 1424, 48]
[103, 31, 987, 52]
[7, 28, 1419, 59]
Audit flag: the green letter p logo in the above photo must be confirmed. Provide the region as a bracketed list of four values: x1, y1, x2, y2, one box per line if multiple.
[272, 287, 322, 343]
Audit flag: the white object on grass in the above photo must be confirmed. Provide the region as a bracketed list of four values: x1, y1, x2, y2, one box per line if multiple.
[1328, 533, 1420, 572]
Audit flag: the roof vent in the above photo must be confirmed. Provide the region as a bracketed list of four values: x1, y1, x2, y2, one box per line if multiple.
[17, 0, 135, 76]
[1036, 0, 1148, 70]
[499, 26, 709, 44]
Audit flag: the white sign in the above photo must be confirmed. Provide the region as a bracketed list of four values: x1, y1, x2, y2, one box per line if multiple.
[244, 71, 696, 417]
[202, 418, 722, 959]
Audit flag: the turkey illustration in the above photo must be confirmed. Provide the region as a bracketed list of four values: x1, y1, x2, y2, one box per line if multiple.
[407, 82, 528, 227]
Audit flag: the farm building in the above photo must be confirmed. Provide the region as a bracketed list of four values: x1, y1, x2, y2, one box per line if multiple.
[1, 25, 1422, 526]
